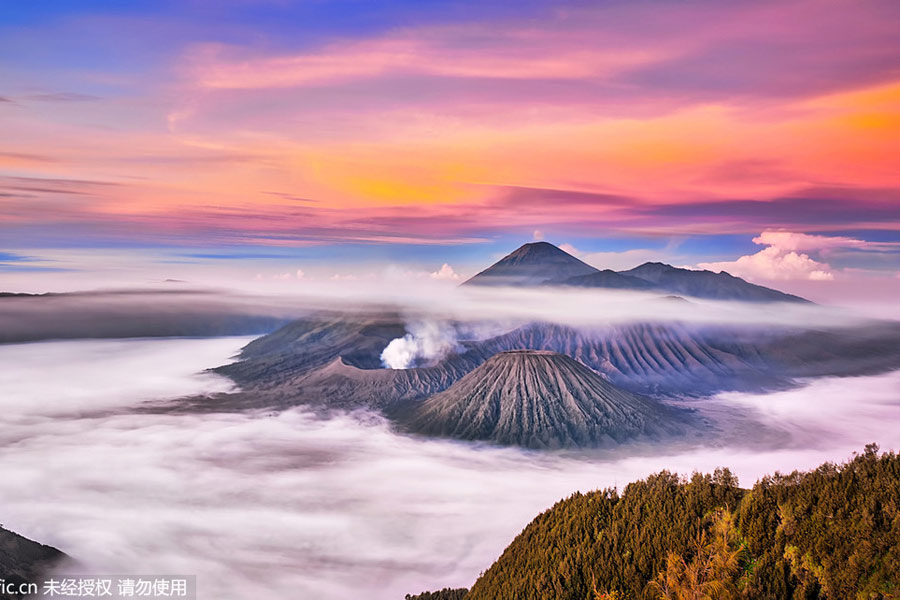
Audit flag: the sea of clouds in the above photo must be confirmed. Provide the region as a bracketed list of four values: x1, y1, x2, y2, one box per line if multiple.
[0, 337, 899, 599]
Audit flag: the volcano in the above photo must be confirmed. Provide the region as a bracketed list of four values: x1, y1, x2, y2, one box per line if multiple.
[462, 241, 598, 287]
[462, 241, 809, 302]
[406, 350, 690, 449]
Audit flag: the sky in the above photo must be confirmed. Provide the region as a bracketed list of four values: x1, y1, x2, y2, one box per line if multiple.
[2, 0, 900, 294]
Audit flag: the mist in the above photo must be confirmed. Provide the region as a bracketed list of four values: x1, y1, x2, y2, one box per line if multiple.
[711, 371, 900, 450]
[2, 278, 890, 349]
[1, 337, 899, 599]
[0, 291, 293, 344]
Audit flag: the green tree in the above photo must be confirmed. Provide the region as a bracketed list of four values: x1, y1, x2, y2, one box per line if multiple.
[648, 509, 746, 600]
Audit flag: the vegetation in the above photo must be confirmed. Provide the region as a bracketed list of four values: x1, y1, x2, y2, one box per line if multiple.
[413, 445, 898, 600]
[645, 509, 746, 600]
[467, 466, 744, 599]
[736, 444, 900, 599]
[404, 589, 468, 600]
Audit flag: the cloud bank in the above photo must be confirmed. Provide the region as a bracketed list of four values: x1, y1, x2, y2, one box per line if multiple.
[0, 337, 899, 599]
[698, 230, 900, 282]
[701, 245, 834, 282]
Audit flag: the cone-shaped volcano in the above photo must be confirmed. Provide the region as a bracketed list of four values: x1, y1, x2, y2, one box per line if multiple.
[406, 350, 689, 448]
[461, 241, 598, 287]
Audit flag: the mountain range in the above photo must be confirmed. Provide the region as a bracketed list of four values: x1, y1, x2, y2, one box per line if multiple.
[463, 241, 809, 303]
[196, 241, 900, 450]
[204, 316, 900, 450]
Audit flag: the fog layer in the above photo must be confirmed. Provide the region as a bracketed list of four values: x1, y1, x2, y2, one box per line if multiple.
[0, 338, 898, 599]
[2, 283, 885, 348]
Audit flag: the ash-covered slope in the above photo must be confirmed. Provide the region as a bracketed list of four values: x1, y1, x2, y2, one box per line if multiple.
[287, 355, 475, 412]
[406, 350, 690, 449]
[471, 322, 780, 396]
[462, 242, 598, 287]
[202, 312, 900, 418]
[215, 314, 407, 386]
[209, 314, 776, 414]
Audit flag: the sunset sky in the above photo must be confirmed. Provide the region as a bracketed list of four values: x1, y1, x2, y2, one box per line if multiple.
[2, 0, 899, 295]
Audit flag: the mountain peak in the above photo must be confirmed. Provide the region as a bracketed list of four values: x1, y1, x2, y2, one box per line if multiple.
[506, 241, 565, 256]
[462, 242, 809, 302]
[496, 241, 587, 265]
[406, 349, 689, 448]
[626, 261, 677, 274]
[462, 242, 598, 287]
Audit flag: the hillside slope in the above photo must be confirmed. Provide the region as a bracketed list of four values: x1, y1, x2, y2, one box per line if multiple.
[420, 446, 900, 600]
[0, 526, 65, 599]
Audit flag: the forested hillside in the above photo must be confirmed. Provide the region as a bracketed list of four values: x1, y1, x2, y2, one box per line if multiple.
[404, 589, 468, 600]
[409, 445, 900, 599]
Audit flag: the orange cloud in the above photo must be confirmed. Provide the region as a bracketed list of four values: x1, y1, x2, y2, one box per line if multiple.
[4, 0, 900, 246]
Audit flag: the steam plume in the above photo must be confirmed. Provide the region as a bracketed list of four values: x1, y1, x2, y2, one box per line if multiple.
[380, 321, 462, 369]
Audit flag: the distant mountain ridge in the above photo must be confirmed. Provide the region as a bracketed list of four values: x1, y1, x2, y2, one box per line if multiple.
[553, 269, 656, 290]
[464, 242, 808, 303]
[620, 262, 809, 303]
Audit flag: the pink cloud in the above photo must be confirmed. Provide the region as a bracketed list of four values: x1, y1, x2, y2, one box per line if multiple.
[4, 1, 900, 252]
[701, 246, 834, 282]
[752, 231, 900, 253]
[698, 230, 900, 282]
[429, 264, 462, 281]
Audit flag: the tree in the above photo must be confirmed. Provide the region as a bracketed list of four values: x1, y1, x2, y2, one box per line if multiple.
[648, 508, 746, 600]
